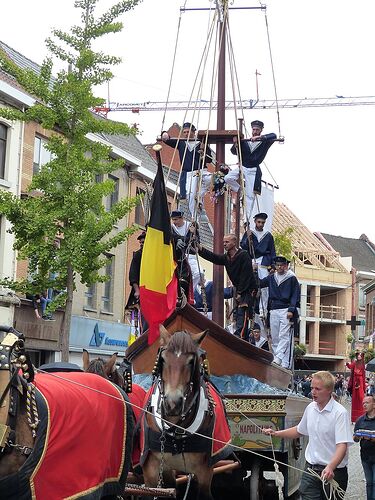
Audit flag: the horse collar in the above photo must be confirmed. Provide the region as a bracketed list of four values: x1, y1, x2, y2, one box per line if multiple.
[150, 381, 209, 436]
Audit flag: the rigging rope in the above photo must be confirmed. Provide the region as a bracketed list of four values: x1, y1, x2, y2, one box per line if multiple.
[160, 0, 187, 135]
[261, 5, 282, 138]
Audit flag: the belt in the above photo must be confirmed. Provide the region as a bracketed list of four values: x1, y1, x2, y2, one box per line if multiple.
[306, 462, 347, 473]
[306, 462, 325, 473]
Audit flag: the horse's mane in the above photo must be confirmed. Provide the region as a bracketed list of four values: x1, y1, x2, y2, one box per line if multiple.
[86, 358, 125, 389]
[166, 330, 197, 355]
[86, 358, 107, 377]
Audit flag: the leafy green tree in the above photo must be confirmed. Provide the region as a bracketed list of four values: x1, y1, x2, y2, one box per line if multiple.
[0, 0, 142, 360]
[273, 227, 294, 261]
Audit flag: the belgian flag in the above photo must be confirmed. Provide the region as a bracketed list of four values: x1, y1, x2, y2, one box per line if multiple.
[139, 145, 178, 345]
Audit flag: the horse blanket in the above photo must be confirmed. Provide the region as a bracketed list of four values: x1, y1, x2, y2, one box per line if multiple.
[138, 380, 232, 468]
[0, 372, 133, 500]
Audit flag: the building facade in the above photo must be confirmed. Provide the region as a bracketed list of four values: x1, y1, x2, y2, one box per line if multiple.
[316, 232, 375, 343]
[273, 203, 352, 371]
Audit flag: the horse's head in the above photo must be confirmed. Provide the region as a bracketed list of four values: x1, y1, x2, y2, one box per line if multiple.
[158, 326, 207, 419]
[82, 350, 125, 390]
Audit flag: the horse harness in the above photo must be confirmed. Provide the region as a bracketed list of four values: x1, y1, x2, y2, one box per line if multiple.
[0, 327, 39, 459]
[143, 346, 215, 458]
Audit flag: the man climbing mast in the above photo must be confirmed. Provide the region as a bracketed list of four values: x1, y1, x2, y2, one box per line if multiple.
[161, 123, 213, 219]
[195, 233, 257, 339]
[225, 120, 280, 221]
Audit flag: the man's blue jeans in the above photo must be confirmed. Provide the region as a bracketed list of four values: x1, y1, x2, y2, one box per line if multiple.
[362, 459, 375, 500]
[40, 297, 52, 316]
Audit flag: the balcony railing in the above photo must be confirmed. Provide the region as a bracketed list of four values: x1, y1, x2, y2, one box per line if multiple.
[306, 303, 346, 321]
[305, 341, 337, 356]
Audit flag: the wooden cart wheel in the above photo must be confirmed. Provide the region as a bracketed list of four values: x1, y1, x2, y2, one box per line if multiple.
[249, 460, 264, 500]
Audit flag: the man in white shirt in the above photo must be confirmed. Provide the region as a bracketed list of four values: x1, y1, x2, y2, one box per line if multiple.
[263, 371, 353, 499]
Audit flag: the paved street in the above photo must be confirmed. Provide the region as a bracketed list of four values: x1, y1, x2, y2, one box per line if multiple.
[343, 400, 366, 500]
[345, 435, 366, 499]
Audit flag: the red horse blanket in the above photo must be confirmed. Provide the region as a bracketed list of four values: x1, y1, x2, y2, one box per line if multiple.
[1, 372, 131, 500]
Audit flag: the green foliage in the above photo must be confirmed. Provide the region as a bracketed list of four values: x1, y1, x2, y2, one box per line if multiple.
[0, 0, 142, 358]
[346, 334, 354, 344]
[294, 343, 307, 359]
[365, 348, 375, 364]
[273, 227, 294, 261]
[349, 350, 356, 360]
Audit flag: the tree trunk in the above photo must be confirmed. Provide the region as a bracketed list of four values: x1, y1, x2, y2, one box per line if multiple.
[59, 263, 74, 362]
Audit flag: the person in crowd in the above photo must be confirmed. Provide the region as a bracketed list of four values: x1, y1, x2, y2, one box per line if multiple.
[367, 378, 375, 396]
[249, 322, 269, 350]
[240, 212, 276, 334]
[343, 376, 351, 401]
[259, 255, 300, 369]
[161, 123, 213, 218]
[170, 210, 200, 296]
[346, 351, 366, 422]
[125, 231, 146, 309]
[28, 292, 54, 320]
[225, 120, 278, 220]
[301, 375, 312, 398]
[196, 233, 257, 339]
[354, 395, 375, 500]
[263, 371, 353, 499]
[334, 374, 344, 398]
[125, 231, 148, 333]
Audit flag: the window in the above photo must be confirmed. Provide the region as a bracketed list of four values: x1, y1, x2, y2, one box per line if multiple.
[85, 283, 97, 310]
[135, 187, 146, 225]
[33, 136, 52, 174]
[106, 174, 119, 211]
[0, 123, 7, 179]
[102, 256, 114, 312]
[359, 286, 366, 309]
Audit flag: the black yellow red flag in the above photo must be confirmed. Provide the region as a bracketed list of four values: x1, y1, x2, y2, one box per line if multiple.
[139, 145, 177, 344]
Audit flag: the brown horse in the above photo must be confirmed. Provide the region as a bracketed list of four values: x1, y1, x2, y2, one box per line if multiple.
[82, 349, 126, 389]
[140, 326, 231, 500]
[0, 326, 134, 500]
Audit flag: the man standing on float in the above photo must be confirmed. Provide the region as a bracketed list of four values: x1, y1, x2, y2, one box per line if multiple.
[225, 120, 277, 221]
[241, 212, 276, 335]
[260, 256, 300, 369]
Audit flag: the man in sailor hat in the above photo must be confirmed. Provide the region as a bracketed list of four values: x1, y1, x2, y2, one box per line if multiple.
[162, 123, 213, 220]
[260, 255, 300, 369]
[225, 120, 278, 221]
[241, 212, 276, 335]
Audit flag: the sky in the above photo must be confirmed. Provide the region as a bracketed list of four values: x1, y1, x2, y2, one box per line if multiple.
[2, 0, 375, 242]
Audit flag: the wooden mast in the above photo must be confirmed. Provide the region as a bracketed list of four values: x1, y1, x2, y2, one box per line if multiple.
[212, 1, 226, 326]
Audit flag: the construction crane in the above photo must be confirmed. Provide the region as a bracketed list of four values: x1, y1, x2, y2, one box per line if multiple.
[94, 95, 375, 116]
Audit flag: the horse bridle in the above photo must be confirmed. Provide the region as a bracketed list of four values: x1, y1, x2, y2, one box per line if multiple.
[0, 326, 36, 458]
[152, 346, 204, 426]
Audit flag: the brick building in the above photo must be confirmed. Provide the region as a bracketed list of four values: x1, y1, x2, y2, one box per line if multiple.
[316, 232, 375, 342]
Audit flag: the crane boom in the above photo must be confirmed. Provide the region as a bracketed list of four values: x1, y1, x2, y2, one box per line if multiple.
[95, 96, 375, 114]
